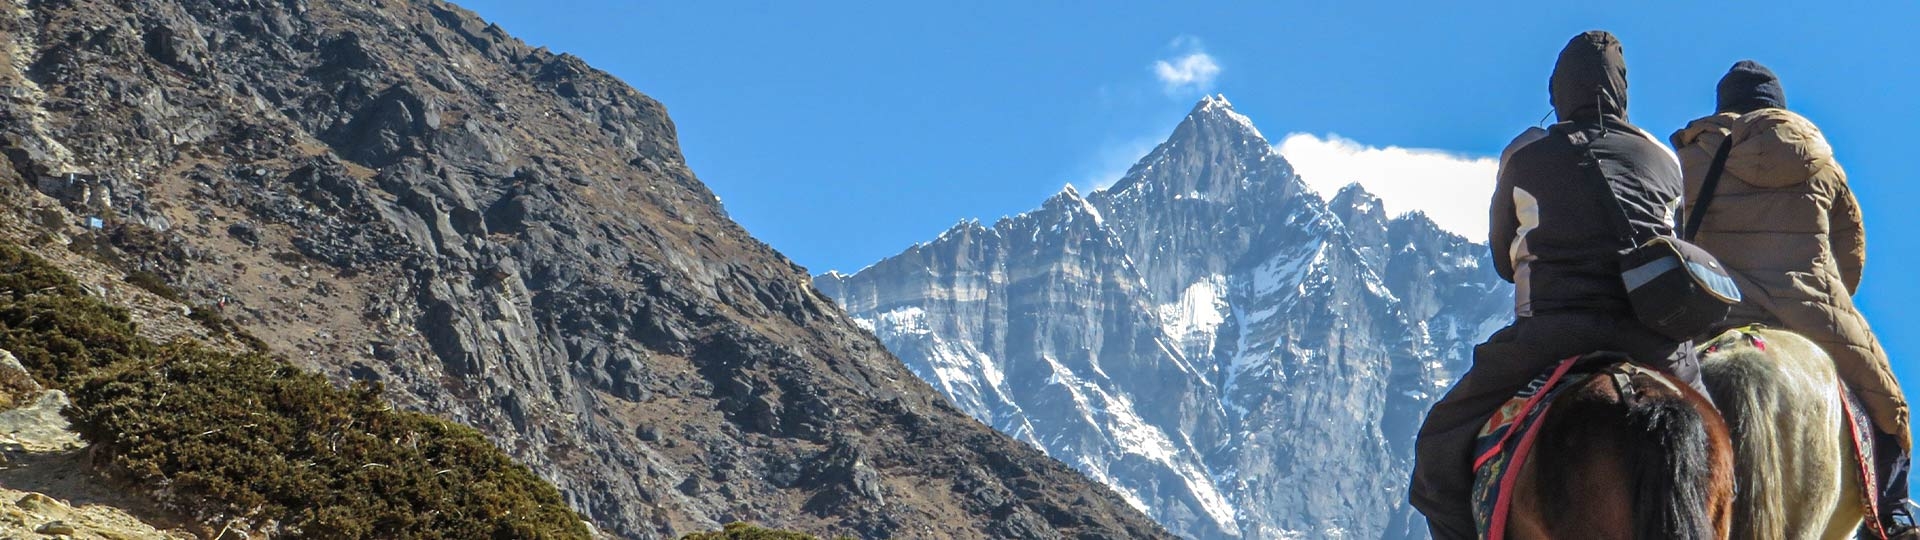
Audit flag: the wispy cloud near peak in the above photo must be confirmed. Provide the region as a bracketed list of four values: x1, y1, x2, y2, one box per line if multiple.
[1153, 36, 1220, 96]
[1276, 133, 1498, 241]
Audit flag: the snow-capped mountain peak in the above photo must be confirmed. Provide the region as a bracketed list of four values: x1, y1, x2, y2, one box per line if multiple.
[818, 97, 1510, 539]
[1188, 93, 1266, 143]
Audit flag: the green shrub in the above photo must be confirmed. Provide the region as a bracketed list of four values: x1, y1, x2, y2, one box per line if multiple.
[122, 270, 182, 302]
[0, 243, 590, 539]
[187, 305, 271, 352]
[680, 522, 845, 540]
[0, 294, 148, 387]
[0, 244, 89, 299]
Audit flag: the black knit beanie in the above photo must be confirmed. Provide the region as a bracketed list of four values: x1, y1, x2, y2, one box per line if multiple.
[1717, 60, 1786, 114]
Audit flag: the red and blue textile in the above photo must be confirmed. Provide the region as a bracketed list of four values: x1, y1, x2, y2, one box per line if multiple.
[1471, 356, 1588, 540]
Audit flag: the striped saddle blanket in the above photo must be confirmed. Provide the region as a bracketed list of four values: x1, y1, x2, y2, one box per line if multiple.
[1470, 355, 1592, 540]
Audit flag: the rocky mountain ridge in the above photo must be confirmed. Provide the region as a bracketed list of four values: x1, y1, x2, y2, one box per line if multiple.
[0, 0, 1169, 537]
[819, 96, 1513, 539]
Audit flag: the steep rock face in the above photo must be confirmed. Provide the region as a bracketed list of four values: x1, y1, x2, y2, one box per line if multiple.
[0, 1, 1169, 538]
[819, 97, 1512, 539]
[823, 187, 1236, 537]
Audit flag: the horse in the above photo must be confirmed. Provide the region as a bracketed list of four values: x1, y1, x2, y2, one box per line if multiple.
[1698, 326, 1868, 540]
[1499, 357, 1737, 539]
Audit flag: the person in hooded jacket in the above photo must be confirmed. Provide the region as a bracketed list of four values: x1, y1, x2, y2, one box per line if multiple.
[1408, 30, 1703, 539]
[1671, 60, 1915, 537]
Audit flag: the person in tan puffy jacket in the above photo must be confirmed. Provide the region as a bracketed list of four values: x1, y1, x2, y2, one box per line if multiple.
[1672, 60, 1914, 536]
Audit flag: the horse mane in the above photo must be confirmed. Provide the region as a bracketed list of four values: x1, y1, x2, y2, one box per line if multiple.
[1533, 363, 1733, 539]
[1623, 375, 1733, 540]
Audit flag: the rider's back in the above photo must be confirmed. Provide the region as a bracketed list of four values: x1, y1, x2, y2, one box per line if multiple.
[1493, 118, 1683, 317]
[1415, 32, 1703, 540]
[1670, 62, 1907, 442]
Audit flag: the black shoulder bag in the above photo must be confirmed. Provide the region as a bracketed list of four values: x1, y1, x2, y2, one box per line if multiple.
[1593, 132, 1743, 341]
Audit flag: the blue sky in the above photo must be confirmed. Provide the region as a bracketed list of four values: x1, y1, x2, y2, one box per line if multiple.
[452, 1, 1915, 435]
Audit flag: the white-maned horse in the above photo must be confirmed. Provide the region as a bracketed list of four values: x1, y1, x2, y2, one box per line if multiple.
[1699, 326, 1869, 540]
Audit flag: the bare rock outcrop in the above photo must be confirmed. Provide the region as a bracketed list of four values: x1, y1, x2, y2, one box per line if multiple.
[0, 0, 1169, 538]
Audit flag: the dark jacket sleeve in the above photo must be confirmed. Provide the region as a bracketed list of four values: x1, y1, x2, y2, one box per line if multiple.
[1831, 177, 1866, 294]
[1490, 128, 1546, 284]
[1490, 166, 1517, 283]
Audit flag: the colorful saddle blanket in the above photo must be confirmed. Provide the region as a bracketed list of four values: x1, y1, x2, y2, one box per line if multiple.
[1844, 375, 1886, 539]
[1470, 355, 1590, 540]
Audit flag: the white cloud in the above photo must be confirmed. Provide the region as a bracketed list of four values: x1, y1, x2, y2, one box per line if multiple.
[1153, 37, 1220, 96]
[1275, 133, 1498, 241]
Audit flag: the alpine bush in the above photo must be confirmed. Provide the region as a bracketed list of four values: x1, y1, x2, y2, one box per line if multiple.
[0, 243, 590, 539]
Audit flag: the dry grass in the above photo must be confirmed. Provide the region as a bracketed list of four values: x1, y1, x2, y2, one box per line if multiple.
[680, 522, 849, 540]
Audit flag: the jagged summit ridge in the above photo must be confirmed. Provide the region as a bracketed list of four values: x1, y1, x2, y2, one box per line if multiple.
[820, 97, 1512, 539]
[1109, 100, 1297, 212]
[1187, 93, 1265, 143]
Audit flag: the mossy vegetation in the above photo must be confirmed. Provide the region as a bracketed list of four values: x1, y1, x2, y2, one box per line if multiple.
[0, 244, 590, 539]
[186, 304, 270, 352]
[680, 522, 848, 540]
[121, 269, 182, 302]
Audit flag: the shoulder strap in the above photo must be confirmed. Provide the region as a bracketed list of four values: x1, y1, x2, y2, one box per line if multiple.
[1568, 126, 1643, 246]
[1681, 136, 1735, 241]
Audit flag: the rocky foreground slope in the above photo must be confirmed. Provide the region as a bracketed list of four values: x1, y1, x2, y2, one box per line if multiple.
[0, 356, 192, 540]
[0, 0, 1167, 537]
[820, 97, 1512, 539]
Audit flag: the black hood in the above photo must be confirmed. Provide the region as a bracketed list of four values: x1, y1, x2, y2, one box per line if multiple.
[1549, 31, 1629, 122]
[1716, 60, 1786, 114]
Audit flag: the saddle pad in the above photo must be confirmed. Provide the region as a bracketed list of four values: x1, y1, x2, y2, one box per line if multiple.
[1842, 384, 1886, 540]
[1471, 356, 1589, 540]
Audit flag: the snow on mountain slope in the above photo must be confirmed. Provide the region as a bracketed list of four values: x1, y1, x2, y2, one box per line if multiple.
[817, 96, 1511, 539]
